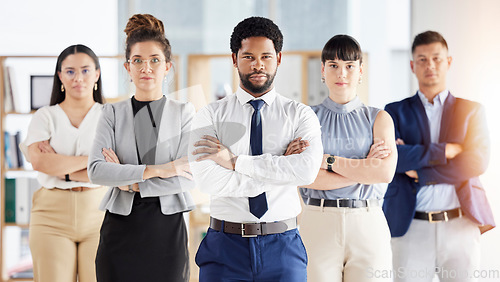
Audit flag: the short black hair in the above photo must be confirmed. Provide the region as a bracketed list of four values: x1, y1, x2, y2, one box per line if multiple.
[230, 16, 283, 55]
[411, 30, 448, 54]
[321, 34, 363, 64]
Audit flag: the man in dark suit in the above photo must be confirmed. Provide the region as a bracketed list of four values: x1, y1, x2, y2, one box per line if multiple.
[383, 30, 495, 282]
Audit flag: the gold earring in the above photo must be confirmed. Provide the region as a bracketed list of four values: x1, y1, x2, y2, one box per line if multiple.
[61, 84, 65, 92]
[94, 83, 98, 91]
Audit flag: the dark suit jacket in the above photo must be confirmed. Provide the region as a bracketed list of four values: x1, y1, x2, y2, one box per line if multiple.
[383, 92, 495, 237]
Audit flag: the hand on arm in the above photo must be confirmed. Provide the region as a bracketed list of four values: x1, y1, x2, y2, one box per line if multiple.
[366, 140, 392, 159]
[445, 143, 463, 159]
[38, 140, 56, 153]
[330, 111, 398, 184]
[143, 156, 192, 181]
[192, 135, 238, 170]
[29, 140, 88, 177]
[284, 138, 309, 156]
[305, 140, 391, 190]
[405, 170, 419, 182]
[102, 148, 140, 192]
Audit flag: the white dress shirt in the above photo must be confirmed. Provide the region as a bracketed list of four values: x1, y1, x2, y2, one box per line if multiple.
[415, 90, 460, 211]
[20, 103, 103, 189]
[189, 87, 323, 223]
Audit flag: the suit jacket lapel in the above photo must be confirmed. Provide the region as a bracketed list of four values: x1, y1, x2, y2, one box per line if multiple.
[409, 93, 431, 145]
[439, 92, 456, 143]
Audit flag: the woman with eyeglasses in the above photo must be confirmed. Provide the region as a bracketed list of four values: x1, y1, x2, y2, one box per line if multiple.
[88, 14, 194, 282]
[20, 44, 106, 282]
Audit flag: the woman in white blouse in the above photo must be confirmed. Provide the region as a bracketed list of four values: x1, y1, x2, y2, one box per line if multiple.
[20, 44, 106, 282]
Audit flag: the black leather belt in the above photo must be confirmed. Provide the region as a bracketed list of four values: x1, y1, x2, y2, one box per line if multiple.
[209, 217, 296, 237]
[414, 208, 462, 222]
[305, 198, 381, 208]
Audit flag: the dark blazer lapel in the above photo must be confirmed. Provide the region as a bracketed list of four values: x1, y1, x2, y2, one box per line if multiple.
[439, 92, 456, 142]
[409, 93, 431, 145]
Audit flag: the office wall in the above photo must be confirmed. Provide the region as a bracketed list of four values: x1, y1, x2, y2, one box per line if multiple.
[0, 1, 122, 99]
[355, 0, 412, 108]
[0, 0, 118, 55]
[412, 1, 500, 281]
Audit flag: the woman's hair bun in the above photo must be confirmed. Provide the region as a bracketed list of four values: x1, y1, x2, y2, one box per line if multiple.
[124, 14, 171, 62]
[124, 14, 165, 38]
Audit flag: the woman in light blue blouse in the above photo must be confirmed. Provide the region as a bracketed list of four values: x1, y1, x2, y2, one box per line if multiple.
[299, 35, 397, 282]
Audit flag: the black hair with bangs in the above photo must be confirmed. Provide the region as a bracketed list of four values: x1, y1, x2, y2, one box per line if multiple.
[321, 34, 362, 64]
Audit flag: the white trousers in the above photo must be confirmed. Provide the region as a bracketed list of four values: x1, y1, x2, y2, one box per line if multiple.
[391, 216, 480, 282]
[300, 204, 393, 282]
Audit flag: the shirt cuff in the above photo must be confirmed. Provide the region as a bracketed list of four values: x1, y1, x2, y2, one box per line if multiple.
[138, 164, 147, 182]
[234, 154, 255, 177]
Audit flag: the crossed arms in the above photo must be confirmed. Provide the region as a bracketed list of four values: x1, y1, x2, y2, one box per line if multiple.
[188, 105, 323, 198]
[302, 110, 398, 190]
[386, 102, 489, 185]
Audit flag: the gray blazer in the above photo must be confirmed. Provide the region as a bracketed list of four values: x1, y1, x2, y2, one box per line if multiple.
[88, 98, 195, 216]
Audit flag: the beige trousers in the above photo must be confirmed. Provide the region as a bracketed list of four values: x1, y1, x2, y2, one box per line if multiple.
[391, 216, 480, 282]
[300, 204, 393, 282]
[29, 187, 106, 282]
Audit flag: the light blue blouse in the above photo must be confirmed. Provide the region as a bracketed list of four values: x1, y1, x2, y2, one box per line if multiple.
[300, 96, 387, 200]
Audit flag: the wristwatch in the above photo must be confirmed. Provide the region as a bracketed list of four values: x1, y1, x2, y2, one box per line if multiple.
[326, 155, 336, 172]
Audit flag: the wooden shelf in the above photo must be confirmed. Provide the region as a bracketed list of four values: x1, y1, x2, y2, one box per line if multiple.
[4, 223, 29, 229]
[3, 112, 34, 115]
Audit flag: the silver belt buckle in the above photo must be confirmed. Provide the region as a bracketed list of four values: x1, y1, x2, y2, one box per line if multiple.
[428, 211, 443, 223]
[241, 223, 257, 237]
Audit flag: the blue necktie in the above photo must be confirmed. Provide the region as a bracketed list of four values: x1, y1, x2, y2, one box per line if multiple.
[248, 99, 268, 218]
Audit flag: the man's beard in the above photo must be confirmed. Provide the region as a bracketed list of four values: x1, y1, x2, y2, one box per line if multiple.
[239, 70, 277, 95]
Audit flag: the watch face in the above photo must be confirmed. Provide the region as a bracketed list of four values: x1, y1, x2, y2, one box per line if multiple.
[326, 156, 335, 164]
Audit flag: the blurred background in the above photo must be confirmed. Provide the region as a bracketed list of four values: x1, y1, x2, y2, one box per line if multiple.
[1, 0, 499, 281]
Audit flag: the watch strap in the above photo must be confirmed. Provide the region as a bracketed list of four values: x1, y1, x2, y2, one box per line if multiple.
[327, 163, 333, 172]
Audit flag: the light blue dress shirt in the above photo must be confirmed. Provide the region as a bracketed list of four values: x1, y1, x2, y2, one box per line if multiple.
[415, 90, 460, 211]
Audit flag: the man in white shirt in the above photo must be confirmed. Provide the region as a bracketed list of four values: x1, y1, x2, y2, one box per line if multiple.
[189, 16, 323, 281]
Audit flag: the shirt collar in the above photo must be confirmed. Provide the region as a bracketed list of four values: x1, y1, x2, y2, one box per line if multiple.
[321, 96, 363, 114]
[417, 89, 449, 107]
[236, 86, 277, 106]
